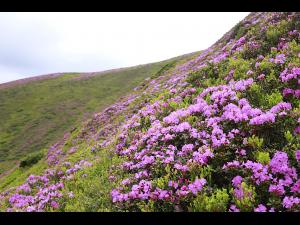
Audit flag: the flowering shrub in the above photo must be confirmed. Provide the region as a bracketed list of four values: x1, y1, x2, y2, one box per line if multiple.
[110, 12, 300, 212]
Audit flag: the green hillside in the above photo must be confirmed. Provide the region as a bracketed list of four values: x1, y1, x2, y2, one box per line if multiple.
[0, 54, 196, 175]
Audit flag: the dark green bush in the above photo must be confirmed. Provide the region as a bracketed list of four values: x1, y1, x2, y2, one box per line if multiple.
[187, 63, 216, 86]
[19, 151, 44, 168]
[230, 21, 249, 40]
[151, 61, 177, 79]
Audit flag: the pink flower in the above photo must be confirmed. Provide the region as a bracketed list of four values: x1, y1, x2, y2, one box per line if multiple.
[68, 192, 74, 198]
[257, 74, 265, 80]
[295, 150, 300, 161]
[282, 196, 300, 209]
[50, 201, 60, 209]
[282, 88, 294, 97]
[188, 178, 206, 195]
[254, 204, 267, 212]
[291, 180, 300, 193]
[232, 176, 243, 187]
[229, 205, 240, 212]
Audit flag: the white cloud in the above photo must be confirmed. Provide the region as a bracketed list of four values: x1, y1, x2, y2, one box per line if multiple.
[0, 12, 249, 83]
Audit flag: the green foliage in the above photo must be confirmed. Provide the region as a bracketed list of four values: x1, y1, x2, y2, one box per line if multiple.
[255, 151, 270, 165]
[0, 158, 47, 191]
[151, 60, 177, 79]
[231, 182, 256, 212]
[265, 91, 283, 108]
[187, 115, 199, 127]
[246, 80, 282, 109]
[137, 200, 156, 212]
[189, 165, 213, 185]
[187, 63, 216, 86]
[284, 130, 294, 143]
[190, 188, 229, 212]
[228, 58, 251, 80]
[140, 116, 151, 132]
[257, 60, 275, 74]
[61, 147, 118, 212]
[19, 151, 44, 168]
[248, 135, 264, 150]
[266, 20, 289, 46]
[246, 83, 263, 107]
[289, 40, 300, 56]
[231, 21, 249, 40]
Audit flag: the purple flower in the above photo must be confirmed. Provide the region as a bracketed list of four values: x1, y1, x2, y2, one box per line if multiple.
[68, 192, 74, 198]
[282, 196, 300, 209]
[222, 160, 240, 169]
[274, 54, 286, 64]
[109, 175, 115, 181]
[269, 184, 285, 196]
[239, 149, 247, 156]
[232, 176, 243, 187]
[229, 204, 240, 212]
[188, 178, 206, 195]
[233, 186, 244, 199]
[269, 151, 289, 174]
[249, 112, 275, 125]
[257, 74, 265, 80]
[295, 89, 300, 98]
[68, 147, 77, 154]
[254, 204, 267, 212]
[294, 126, 300, 135]
[168, 181, 179, 189]
[282, 88, 294, 97]
[296, 150, 300, 161]
[257, 55, 264, 61]
[17, 183, 31, 194]
[181, 144, 194, 154]
[174, 163, 189, 172]
[291, 180, 300, 193]
[50, 201, 59, 209]
[280, 67, 300, 82]
[246, 70, 254, 75]
[174, 122, 191, 132]
[269, 102, 292, 114]
[243, 161, 271, 184]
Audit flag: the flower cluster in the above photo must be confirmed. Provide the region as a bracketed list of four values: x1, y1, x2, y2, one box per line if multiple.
[280, 67, 300, 83]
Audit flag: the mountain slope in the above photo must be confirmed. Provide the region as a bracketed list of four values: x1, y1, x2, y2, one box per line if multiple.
[0, 53, 197, 175]
[0, 12, 300, 212]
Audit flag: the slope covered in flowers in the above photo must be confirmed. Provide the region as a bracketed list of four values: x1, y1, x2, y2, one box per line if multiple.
[0, 12, 299, 212]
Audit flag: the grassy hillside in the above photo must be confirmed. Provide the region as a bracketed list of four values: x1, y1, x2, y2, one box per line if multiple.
[0, 54, 197, 175]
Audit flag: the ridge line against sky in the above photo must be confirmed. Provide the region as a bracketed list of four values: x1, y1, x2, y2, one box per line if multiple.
[0, 12, 250, 84]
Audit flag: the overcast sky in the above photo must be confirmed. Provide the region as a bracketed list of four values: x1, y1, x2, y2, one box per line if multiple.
[0, 12, 249, 84]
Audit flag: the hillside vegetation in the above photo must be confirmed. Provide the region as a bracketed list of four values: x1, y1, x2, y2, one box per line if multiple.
[0, 12, 299, 212]
[0, 55, 196, 175]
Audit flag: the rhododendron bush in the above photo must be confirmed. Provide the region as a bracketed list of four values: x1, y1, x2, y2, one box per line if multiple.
[0, 12, 299, 212]
[110, 12, 300, 212]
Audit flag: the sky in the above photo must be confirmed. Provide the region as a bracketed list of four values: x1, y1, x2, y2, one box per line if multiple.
[0, 12, 249, 84]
